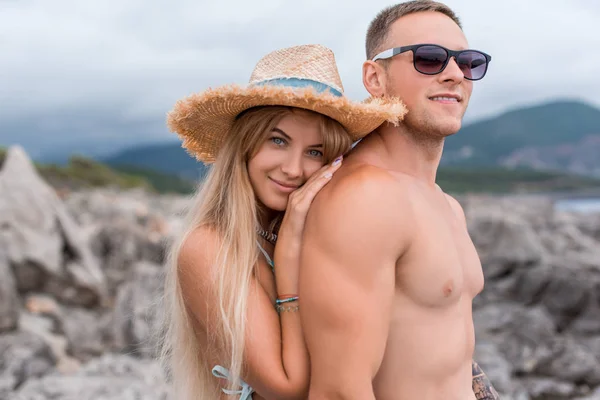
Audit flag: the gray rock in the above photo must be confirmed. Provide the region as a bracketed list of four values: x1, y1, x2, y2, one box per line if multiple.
[61, 307, 111, 362]
[553, 220, 599, 254]
[111, 262, 165, 358]
[498, 390, 531, 400]
[535, 336, 600, 386]
[474, 339, 514, 394]
[89, 221, 166, 298]
[18, 311, 81, 376]
[0, 146, 107, 307]
[474, 302, 527, 336]
[580, 336, 600, 360]
[495, 306, 558, 374]
[520, 376, 578, 398]
[0, 331, 55, 398]
[20, 294, 110, 364]
[512, 264, 553, 305]
[574, 213, 600, 242]
[539, 267, 594, 330]
[474, 273, 522, 308]
[574, 386, 600, 400]
[13, 353, 169, 400]
[511, 262, 600, 333]
[567, 289, 600, 335]
[467, 209, 544, 279]
[476, 298, 600, 390]
[0, 252, 19, 332]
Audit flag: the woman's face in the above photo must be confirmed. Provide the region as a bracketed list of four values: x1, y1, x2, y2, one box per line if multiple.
[248, 110, 325, 212]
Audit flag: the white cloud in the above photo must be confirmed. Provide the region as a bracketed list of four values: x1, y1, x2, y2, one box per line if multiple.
[1, 0, 599, 155]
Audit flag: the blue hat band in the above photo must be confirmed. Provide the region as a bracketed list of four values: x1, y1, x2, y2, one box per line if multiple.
[252, 78, 343, 97]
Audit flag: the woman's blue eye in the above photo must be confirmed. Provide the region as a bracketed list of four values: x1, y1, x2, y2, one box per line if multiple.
[270, 137, 285, 146]
[308, 149, 323, 158]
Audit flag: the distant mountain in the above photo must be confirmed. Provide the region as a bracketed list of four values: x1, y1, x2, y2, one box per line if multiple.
[96, 99, 600, 193]
[443, 100, 600, 175]
[0, 148, 193, 194]
[103, 142, 209, 180]
[499, 135, 600, 176]
[437, 167, 600, 194]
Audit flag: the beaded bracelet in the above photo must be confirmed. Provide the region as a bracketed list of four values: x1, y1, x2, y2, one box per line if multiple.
[276, 304, 299, 313]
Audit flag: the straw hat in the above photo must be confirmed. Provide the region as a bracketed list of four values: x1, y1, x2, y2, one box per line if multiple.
[167, 44, 407, 163]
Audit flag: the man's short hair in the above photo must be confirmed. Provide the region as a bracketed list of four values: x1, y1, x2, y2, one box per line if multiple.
[366, 1, 462, 60]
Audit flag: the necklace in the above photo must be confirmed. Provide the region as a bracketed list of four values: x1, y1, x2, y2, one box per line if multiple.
[256, 226, 277, 245]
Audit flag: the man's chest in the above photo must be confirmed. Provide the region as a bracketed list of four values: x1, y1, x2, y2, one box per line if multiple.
[397, 211, 484, 306]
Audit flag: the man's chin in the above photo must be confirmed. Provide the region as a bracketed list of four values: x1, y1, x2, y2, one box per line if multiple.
[406, 113, 463, 137]
[433, 118, 463, 137]
[444, 124, 462, 136]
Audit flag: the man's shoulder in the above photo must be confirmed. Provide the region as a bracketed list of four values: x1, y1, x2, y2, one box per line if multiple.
[303, 163, 413, 264]
[440, 190, 467, 225]
[327, 163, 411, 200]
[310, 163, 414, 224]
[443, 193, 464, 211]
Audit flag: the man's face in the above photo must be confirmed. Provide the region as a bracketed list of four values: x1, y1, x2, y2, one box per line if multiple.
[381, 11, 473, 137]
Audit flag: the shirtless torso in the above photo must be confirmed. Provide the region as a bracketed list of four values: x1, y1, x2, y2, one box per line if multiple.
[299, 152, 484, 400]
[373, 170, 483, 399]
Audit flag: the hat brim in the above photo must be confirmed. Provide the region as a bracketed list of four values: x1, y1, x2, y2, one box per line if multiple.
[167, 84, 407, 163]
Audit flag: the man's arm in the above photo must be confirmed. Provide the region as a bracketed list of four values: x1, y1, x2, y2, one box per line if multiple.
[299, 169, 411, 399]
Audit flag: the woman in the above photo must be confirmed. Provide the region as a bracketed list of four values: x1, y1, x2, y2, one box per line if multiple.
[160, 44, 405, 400]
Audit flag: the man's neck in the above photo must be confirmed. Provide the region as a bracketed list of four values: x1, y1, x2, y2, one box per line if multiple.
[355, 124, 445, 186]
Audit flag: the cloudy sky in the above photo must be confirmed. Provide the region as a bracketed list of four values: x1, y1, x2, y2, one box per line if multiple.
[1, 0, 599, 159]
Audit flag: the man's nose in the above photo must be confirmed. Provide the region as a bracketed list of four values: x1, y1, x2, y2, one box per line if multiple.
[440, 57, 465, 82]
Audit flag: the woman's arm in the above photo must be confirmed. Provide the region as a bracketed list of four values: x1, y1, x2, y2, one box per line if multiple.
[179, 158, 342, 400]
[245, 157, 344, 398]
[179, 227, 305, 399]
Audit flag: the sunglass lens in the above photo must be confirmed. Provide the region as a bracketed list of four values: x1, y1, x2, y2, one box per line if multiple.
[457, 51, 488, 80]
[414, 45, 448, 74]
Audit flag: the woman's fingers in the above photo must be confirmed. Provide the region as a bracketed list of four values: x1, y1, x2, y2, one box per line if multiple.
[301, 156, 343, 189]
[281, 156, 343, 237]
[289, 156, 343, 212]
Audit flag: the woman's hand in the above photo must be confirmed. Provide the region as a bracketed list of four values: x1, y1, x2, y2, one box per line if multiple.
[279, 156, 343, 241]
[273, 156, 343, 294]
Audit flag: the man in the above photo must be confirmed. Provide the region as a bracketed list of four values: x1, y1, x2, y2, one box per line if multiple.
[299, 1, 498, 399]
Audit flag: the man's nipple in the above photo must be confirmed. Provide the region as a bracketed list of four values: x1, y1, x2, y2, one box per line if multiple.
[442, 280, 454, 297]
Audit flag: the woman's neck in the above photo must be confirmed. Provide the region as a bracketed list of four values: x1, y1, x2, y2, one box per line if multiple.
[256, 204, 280, 232]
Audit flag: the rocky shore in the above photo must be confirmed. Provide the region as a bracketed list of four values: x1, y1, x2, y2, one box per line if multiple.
[1, 145, 599, 400]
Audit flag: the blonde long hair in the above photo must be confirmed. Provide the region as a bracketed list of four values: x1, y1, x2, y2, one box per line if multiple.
[160, 106, 351, 399]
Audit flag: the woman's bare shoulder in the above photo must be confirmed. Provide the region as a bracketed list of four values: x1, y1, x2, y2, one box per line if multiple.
[177, 225, 222, 308]
[179, 225, 220, 272]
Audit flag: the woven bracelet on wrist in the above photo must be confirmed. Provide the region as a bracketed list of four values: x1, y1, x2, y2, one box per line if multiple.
[275, 296, 299, 305]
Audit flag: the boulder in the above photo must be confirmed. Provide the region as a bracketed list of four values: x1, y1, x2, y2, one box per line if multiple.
[0, 146, 107, 307]
[13, 353, 170, 400]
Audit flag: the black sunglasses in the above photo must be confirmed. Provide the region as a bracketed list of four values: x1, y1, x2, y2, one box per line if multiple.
[372, 44, 492, 81]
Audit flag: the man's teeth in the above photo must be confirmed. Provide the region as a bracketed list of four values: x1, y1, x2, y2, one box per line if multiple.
[431, 96, 458, 102]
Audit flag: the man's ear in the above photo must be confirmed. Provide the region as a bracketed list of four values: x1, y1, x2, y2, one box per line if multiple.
[362, 60, 386, 98]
